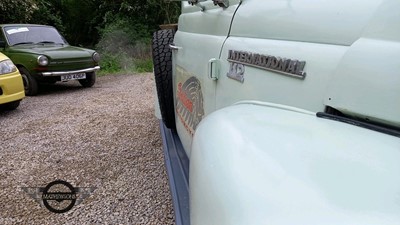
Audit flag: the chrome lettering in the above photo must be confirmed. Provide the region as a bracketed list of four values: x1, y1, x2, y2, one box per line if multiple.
[227, 50, 306, 79]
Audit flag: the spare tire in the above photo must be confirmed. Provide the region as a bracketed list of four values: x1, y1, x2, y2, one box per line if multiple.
[152, 29, 176, 130]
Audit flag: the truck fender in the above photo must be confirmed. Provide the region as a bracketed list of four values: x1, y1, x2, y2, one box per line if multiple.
[189, 101, 400, 225]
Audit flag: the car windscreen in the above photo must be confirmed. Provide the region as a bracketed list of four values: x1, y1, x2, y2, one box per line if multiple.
[3, 26, 67, 46]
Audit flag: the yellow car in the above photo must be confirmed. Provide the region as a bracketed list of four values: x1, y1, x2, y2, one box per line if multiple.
[0, 52, 24, 110]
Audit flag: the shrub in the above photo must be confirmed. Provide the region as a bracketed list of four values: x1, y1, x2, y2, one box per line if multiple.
[99, 53, 122, 74]
[96, 18, 153, 74]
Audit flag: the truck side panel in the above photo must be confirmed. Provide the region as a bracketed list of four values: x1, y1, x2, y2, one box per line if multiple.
[173, 1, 240, 156]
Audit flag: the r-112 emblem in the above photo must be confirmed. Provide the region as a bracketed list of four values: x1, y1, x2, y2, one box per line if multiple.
[227, 62, 245, 83]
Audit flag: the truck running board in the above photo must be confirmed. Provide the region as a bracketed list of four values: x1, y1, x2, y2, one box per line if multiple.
[159, 121, 190, 225]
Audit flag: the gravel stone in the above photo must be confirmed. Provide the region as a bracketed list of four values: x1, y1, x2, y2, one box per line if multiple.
[0, 73, 175, 225]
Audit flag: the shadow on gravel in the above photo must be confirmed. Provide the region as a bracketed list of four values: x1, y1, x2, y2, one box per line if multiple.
[0, 109, 17, 116]
[37, 82, 87, 96]
[0, 104, 25, 116]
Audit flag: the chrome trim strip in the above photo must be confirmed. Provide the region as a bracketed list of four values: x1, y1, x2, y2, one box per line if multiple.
[40, 66, 100, 76]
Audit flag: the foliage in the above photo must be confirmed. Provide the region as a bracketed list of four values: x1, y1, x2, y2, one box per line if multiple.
[1, 0, 180, 46]
[30, 1, 65, 34]
[0, 0, 181, 74]
[133, 58, 153, 73]
[96, 17, 153, 74]
[147, 0, 180, 24]
[0, 0, 37, 23]
[98, 56, 153, 75]
[57, 0, 102, 47]
[99, 53, 122, 74]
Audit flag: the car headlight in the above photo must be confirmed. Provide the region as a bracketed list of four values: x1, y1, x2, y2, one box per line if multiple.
[92, 52, 100, 63]
[0, 59, 17, 75]
[37, 55, 49, 66]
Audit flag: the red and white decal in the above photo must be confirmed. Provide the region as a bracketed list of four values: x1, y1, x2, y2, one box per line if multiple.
[176, 76, 204, 136]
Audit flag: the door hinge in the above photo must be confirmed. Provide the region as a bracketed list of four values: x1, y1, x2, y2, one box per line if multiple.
[168, 0, 229, 10]
[212, 0, 229, 8]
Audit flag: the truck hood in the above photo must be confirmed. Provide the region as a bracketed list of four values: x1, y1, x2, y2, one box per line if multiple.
[7, 45, 94, 60]
[190, 101, 400, 225]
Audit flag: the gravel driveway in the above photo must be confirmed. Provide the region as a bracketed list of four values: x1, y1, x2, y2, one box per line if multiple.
[0, 73, 174, 225]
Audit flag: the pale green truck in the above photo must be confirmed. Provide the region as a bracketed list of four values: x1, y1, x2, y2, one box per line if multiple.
[152, 1, 400, 225]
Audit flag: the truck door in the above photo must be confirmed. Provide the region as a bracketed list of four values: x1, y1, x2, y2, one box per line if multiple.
[216, 0, 381, 113]
[172, 0, 241, 155]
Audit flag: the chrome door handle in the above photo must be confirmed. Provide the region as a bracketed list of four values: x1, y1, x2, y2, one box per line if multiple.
[208, 58, 220, 81]
[169, 44, 182, 51]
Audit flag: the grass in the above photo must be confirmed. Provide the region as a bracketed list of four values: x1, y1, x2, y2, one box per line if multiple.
[97, 54, 153, 76]
[132, 58, 153, 73]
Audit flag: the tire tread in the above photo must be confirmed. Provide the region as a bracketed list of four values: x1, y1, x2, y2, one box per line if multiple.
[152, 29, 176, 130]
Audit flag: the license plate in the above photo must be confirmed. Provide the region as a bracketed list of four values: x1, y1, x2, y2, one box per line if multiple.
[61, 73, 86, 81]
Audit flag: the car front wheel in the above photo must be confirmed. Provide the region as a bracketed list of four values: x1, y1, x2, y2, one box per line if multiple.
[19, 67, 38, 96]
[79, 72, 96, 87]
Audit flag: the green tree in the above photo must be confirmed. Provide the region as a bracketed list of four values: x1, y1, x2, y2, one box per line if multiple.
[147, 0, 180, 24]
[0, 0, 37, 23]
[30, 0, 65, 33]
[55, 0, 102, 46]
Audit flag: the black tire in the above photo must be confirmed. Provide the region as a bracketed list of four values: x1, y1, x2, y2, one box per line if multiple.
[79, 72, 96, 87]
[1, 100, 20, 110]
[19, 67, 38, 96]
[152, 29, 176, 130]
